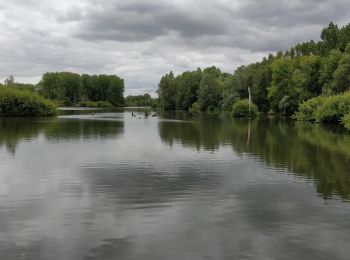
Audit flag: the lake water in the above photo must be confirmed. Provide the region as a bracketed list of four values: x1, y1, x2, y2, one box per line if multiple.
[1, 108, 350, 260]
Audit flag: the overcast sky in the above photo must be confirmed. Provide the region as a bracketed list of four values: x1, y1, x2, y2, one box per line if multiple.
[1, 0, 350, 95]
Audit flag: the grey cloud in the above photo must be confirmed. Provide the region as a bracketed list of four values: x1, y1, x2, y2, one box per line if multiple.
[234, 0, 350, 27]
[71, 0, 350, 51]
[74, 1, 227, 42]
[1, 0, 350, 95]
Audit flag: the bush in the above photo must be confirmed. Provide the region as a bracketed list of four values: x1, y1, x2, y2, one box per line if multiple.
[342, 113, 350, 130]
[96, 101, 113, 107]
[189, 101, 200, 114]
[315, 93, 350, 123]
[232, 99, 259, 117]
[315, 96, 344, 123]
[0, 86, 56, 116]
[296, 96, 326, 121]
[296, 92, 350, 124]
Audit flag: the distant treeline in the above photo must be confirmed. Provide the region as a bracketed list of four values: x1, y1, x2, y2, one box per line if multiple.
[157, 22, 350, 128]
[38, 72, 125, 107]
[1, 72, 125, 108]
[125, 93, 157, 107]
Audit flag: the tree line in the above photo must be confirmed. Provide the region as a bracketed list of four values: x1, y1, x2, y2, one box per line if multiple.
[125, 93, 157, 107]
[157, 22, 350, 126]
[0, 72, 125, 115]
[38, 72, 125, 107]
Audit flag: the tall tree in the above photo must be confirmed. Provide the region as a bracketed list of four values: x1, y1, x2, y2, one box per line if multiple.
[158, 71, 177, 110]
[332, 53, 350, 93]
[268, 58, 298, 114]
[198, 67, 222, 111]
[321, 22, 339, 52]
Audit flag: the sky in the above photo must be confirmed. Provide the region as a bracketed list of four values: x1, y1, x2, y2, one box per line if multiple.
[1, 0, 350, 96]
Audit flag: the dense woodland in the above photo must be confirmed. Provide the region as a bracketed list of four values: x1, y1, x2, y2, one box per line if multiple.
[157, 22, 350, 128]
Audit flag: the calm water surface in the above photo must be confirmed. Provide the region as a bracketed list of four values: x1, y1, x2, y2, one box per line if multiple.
[1, 108, 350, 260]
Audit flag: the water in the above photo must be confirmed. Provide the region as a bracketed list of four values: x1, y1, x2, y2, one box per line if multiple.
[1, 108, 350, 260]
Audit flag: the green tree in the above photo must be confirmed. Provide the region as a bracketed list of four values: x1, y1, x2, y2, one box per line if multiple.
[57, 72, 82, 105]
[175, 69, 202, 110]
[337, 24, 350, 51]
[321, 22, 339, 52]
[332, 53, 350, 93]
[106, 75, 125, 106]
[198, 67, 222, 111]
[293, 55, 322, 100]
[320, 50, 343, 94]
[268, 58, 298, 114]
[158, 71, 177, 110]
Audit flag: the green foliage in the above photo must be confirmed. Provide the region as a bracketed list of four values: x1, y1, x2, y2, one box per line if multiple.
[78, 100, 113, 107]
[79, 101, 98, 107]
[321, 22, 339, 52]
[295, 96, 326, 121]
[189, 101, 200, 114]
[268, 58, 299, 115]
[332, 54, 350, 93]
[125, 93, 153, 107]
[315, 93, 350, 123]
[96, 101, 113, 107]
[0, 86, 56, 116]
[320, 50, 343, 94]
[157, 71, 177, 110]
[341, 113, 350, 130]
[294, 55, 322, 99]
[175, 70, 201, 110]
[296, 93, 350, 124]
[198, 67, 222, 111]
[232, 99, 259, 117]
[38, 72, 124, 107]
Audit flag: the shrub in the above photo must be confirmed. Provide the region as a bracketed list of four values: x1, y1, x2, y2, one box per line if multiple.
[189, 101, 200, 114]
[342, 113, 350, 130]
[232, 99, 259, 117]
[315, 93, 350, 123]
[0, 86, 56, 116]
[96, 101, 113, 107]
[296, 96, 326, 122]
[296, 92, 350, 124]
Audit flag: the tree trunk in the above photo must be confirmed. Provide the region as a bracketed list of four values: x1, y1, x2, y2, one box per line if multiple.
[248, 86, 252, 113]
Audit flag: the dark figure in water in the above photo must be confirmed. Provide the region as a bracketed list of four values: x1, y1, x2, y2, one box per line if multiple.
[91, 112, 94, 116]
[132, 112, 134, 117]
